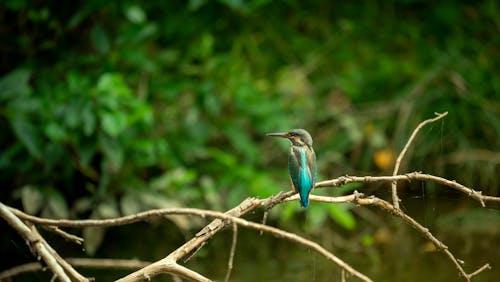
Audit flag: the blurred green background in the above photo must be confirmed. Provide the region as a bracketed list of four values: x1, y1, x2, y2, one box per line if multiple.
[1, 1, 499, 281]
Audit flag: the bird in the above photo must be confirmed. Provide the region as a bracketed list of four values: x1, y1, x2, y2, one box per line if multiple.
[267, 129, 316, 207]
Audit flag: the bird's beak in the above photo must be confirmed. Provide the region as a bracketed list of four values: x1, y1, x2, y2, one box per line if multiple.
[266, 132, 289, 138]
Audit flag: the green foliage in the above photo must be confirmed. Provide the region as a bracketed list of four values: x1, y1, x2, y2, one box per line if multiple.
[1, 1, 499, 255]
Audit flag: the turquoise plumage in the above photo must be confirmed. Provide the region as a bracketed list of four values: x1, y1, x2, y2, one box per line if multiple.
[267, 129, 316, 207]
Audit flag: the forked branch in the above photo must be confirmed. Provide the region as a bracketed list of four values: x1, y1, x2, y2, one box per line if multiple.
[391, 111, 448, 209]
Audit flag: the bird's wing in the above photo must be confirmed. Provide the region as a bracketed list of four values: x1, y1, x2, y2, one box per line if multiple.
[289, 147, 314, 190]
[308, 147, 316, 186]
[288, 146, 301, 191]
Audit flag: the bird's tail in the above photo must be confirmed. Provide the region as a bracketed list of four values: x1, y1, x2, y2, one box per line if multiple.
[299, 190, 309, 208]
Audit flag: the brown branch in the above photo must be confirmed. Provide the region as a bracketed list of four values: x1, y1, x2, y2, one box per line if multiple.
[0, 258, 150, 281]
[67, 258, 151, 269]
[43, 225, 84, 245]
[8, 200, 370, 281]
[391, 111, 448, 209]
[8, 198, 262, 229]
[114, 258, 211, 282]
[315, 172, 500, 206]
[224, 223, 238, 282]
[0, 202, 73, 282]
[286, 193, 361, 204]
[468, 264, 491, 279]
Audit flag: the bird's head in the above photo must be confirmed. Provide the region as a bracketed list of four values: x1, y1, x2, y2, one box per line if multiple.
[266, 128, 313, 147]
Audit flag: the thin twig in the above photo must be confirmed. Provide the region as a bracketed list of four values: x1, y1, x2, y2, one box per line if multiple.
[224, 223, 238, 282]
[44, 225, 84, 245]
[467, 263, 491, 279]
[391, 112, 448, 209]
[260, 211, 268, 235]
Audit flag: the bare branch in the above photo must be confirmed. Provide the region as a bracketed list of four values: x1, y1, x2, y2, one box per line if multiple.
[43, 225, 84, 245]
[286, 193, 360, 204]
[0, 258, 150, 281]
[115, 259, 212, 282]
[391, 111, 448, 209]
[0, 202, 73, 282]
[224, 223, 238, 282]
[315, 172, 500, 206]
[467, 264, 491, 279]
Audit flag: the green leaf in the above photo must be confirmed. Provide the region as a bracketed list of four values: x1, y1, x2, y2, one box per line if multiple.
[131, 23, 158, 44]
[0, 69, 31, 101]
[82, 103, 96, 136]
[45, 122, 67, 141]
[125, 5, 146, 24]
[90, 24, 110, 54]
[100, 135, 124, 172]
[207, 148, 237, 167]
[306, 203, 328, 230]
[188, 0, 207, 11]
[138, 191, 179, 209]
[328, 204, 356, 230]
[96, 73, 131, 98]
[83, 226, 106, 256]
[10, 117, 41, 159]
[96, 199, 120, 219]
[73, 197, 94, 214]
[44, 189, 70, 219]
[219, 0, 248, 12]
[200, 176, 222, 210]
[150, 168, 196, 191]
[361, 235, 374, 247]
[100, 111, 128, 137]
[21, 185, 44, 215]
[249, 173, 281, 198]
[120, 191, 143, 215]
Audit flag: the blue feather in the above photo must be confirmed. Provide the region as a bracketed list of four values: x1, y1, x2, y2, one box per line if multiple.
[298, 148, 313, 207]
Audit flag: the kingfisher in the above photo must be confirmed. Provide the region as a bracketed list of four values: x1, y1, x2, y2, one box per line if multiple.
[267, 129, 316, 207]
